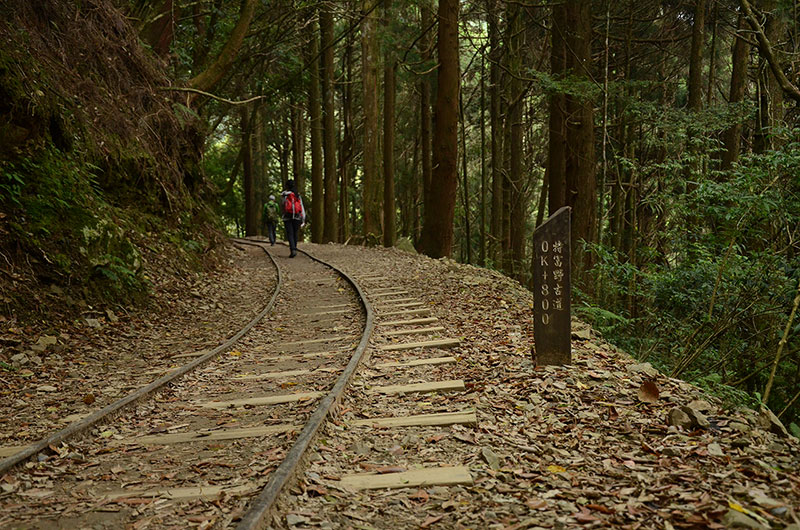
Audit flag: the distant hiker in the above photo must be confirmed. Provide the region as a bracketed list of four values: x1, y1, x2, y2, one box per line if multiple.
[262, 194, 279, 245]
[281, 180, 306, 258]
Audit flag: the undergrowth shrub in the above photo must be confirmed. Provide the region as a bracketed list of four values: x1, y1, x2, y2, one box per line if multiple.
[583, 129, 800, 426]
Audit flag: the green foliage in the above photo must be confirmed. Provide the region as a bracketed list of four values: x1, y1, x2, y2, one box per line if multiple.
[694, 373, 761, 410]
[92, 254, 143, 293]
[0, 145, 154, 296]
[574, 302, 630, 337]
[791, 423, 800, 439]
[588, 122, 800, 424]
[1, 164, 25, 207]
[203, 135, 243, 234]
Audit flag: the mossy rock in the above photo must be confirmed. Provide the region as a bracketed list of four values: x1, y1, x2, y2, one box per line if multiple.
[394, 237, 417, 254]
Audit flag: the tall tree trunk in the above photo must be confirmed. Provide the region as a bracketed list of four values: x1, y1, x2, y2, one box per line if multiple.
[507, 2, 525, 280]
[547, 2, 567, 216]
[564, 1, 597, 286]
[254, 106, 265, 235]
[362, 0, 381, 240]
[308, 16, 324, 242]
[721, 15, 750, 170]
[338, 15, 355, 242]
[609, 2, 634, 257]
[383, 0, 396, 247]
[419, 0, 459, 258]
[488, 0, 504, 265]
[279, 121, 290, 189]
[479, 54, 487, 267]
[321, 6, 338, 242]
[188, 0, 258, 94]
[419, 2, 433, 248]
[459, 89, 471, 264]
[412, 133, 421, 245]
[291, 95, 306, 195]
[501, 110, 512, 274]
[242, 108, 257, 236]
[688, 0, 706, 112]
[706, 1, 718, 107]
[686, 0, 706, 184]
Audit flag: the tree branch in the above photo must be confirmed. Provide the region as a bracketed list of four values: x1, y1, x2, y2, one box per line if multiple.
[740, 0, 800, 104]
[188, 0, 258, 94]
[159, 86, 265, 105]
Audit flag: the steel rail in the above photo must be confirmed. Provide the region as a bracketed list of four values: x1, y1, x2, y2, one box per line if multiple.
[0, 243, 282, 474]
[235, 240, 375, 530]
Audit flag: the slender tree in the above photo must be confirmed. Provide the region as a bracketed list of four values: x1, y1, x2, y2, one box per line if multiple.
[362, 0, 381, 240]
[487, 0, 504, 264]
[506, 1, 526, 280]
[479, 54, 487, 266]
[419, 0, 459, 258]
[188, 0, 258, 94]
[721, 14, 750, 170]
[564, 1, 596, 284]
[242, 107, 257, 235]
[338, 9, 355, 242]
[419, 2, 433, 247]
[383, 0, 396, 247]
[290, 94, 306, 195]
[547, 2, 567, 216]
[321, 6, 338, 242]
[688, 0, 706, 112]
[308, 16, 324, 242]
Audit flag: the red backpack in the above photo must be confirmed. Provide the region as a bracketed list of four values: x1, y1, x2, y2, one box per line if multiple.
[283, 192, 302, 215]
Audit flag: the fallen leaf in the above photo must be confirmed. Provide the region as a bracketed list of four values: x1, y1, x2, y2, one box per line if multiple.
[305, 484, 328, 496]
[420, 514, 444, 528]
[637, 381, 659, 403]
[574, 508, 599, 523]
[546, 465, 566, 473]
[526, 499, 547, 509]
[409, 489, 429, 503]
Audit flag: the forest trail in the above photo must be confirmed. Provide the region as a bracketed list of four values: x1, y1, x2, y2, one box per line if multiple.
[273, 244, 800, 529]
[3, 242, 798, 529]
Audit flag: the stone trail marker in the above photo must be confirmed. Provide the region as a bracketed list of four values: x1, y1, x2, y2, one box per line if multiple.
[533, 206, 571, 365]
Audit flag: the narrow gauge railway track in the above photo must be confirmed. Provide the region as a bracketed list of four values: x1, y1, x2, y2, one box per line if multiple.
[0, 240, 373, 529]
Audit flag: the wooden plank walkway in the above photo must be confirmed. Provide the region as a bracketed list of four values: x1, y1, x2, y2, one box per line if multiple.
[350, 410, 476, 428]
[379, 338, 460, 351]
[340, 467, 472, 491]
[371, 380, 465, 395]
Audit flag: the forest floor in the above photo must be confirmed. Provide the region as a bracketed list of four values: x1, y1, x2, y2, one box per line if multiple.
[1, 241, 799, 529]
[274, 243, 800, 530]
[0, 245, 276, 446]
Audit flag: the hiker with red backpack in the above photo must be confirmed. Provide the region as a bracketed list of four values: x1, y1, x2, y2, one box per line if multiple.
[280, 179, 306, 258]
